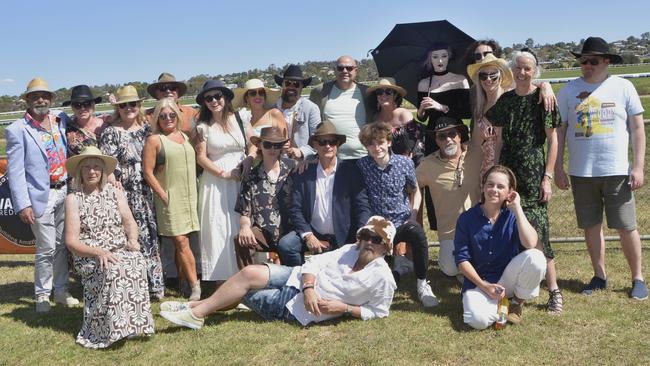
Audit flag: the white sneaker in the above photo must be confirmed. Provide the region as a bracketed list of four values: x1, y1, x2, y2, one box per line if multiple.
[160, 309, 204, 330]
[417, 280, 439, 307]
[35, 295, 51, 313]
[160, 301, 189, 312]
[236, 303, 251, 311]
[53, 291, 80, 307]
[393, 255, 414, 276]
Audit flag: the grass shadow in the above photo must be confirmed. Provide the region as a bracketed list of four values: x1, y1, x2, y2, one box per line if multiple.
[0, 260, 33, 268]
[3, 303, 83, 339]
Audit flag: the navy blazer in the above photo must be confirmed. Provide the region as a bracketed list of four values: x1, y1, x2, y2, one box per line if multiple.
[287, 159, 370, 245]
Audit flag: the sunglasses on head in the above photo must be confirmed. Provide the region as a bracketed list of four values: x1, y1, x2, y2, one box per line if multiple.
[262, 140, 285, 149]
[118, 101, 138, 109]
[158, 112, 177, 120]
[71, 101, 93, 109]
[436, 129, 459, 140]
[580, 57, 601, 66]
[283, 80, 301, 88]
[204, 92, 223, 103]
[315, 138, 338, 147]
[336, 65, 356, 72]
[474, 51, 493, 61]
[357, 231, 384, 245]
[247, 89, 266, 97]
[478, 71, 500, 81]
[375, 88, 396, 96]
[158, 84, 177, 92]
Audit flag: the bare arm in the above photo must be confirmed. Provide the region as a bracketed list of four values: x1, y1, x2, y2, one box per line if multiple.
[629, 113, 646, 190]
[142, 135, 168, 205]
[195, 138, 226, 177]
[539, 127, 558, 203]
[302, 273, 320, 315]
[533, 81, 557, 112]
[407, 181, 422, 222]
[554, 122, 570, 190]
[505, 191, 538, 249]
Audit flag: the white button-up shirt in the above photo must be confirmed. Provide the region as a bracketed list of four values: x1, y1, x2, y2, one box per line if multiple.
[307, 160, 336, 236]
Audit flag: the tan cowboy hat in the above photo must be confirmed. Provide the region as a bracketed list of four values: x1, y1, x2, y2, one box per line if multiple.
[147, 72, 188, 98]
[307, 120, 346, 147]
[466, 54, 513, 89]
[250, 126, 289, 145]
[21, 77, 55, 100]
[356, 216, 396, 253]
[65, 145, 118, 177]
[366, 77, 406, 97]
[232, 79, 281, 110]
[111, 85, 145, 105]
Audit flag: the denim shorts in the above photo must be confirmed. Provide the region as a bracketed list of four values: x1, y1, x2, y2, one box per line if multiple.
[242, 263, 298, 322]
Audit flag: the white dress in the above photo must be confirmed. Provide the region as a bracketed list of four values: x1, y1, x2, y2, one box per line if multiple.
[197, 115, 247, 280]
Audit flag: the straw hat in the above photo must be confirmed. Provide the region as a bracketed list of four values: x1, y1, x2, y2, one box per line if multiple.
[21, 77, 54, 100]
[232, 79, 281, 110]
[307, 120, 346, 147]
[466, 54, 513, 89]
[147, 72, 188, 98]
[250, 126, 289, 145]
[366, 77, 406, 97]
[356, 216, 396, 253]
[111, 85, 145, 105]
[65, 145, 118, 177]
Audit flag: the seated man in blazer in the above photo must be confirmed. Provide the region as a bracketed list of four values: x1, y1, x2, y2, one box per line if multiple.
[277, 121, 370, 266]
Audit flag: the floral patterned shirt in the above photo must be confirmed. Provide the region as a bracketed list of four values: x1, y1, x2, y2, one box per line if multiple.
[24, 111, 68, 184]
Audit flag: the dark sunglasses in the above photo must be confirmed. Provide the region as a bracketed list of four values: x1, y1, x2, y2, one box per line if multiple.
[580, 58, 601, 66]
[436, 130, 459, 140]
[204, 92, 223, 103]
[262, 141, 285, 149]
[247, 89, 266, 97]
[336, 65, 356, 72]
[357, 231, 384, 245]
[375, 88, 396, 96]
[478, 71, 500, 81]
[158, 84, 178, 92]
[314, 138, 338, 147]
[118, 101, 138, 109]
[71, 101, 93, 109]
[474, 51, 493, 61]
[158, 112, 177, 120]
[283, 80, 301, 88]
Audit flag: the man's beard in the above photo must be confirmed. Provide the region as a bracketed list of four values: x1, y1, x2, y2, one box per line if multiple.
[443, 143, 458, 157]
[282, 90, 299, 104]
[31, 105, 50, 116]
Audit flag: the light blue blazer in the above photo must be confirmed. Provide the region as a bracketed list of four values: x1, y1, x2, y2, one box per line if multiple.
[5, 111, 69, 217]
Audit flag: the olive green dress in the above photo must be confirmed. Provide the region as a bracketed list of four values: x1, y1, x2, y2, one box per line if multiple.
[153, 133, 200, 236]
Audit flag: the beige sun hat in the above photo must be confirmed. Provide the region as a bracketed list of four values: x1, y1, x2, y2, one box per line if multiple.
[466, 54, 513, 88]
[232, 79, 281, 110]
[65, 145, 118, 177]
[366, 77, 407, 97]
[111, 85, 145, 105]
[21, 77, 55, 100]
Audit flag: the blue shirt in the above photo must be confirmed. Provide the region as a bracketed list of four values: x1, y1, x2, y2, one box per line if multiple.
[454, 204, 521, 293]
[357, 154, 416, 227]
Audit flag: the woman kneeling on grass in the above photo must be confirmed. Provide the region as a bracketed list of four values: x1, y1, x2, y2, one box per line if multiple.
[159, 216, 397, 330]
[454, 165, 546, 330]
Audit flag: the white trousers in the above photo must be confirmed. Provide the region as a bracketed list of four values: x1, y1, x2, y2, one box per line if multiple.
[462, 249, 546, 330]
[439, 239, 459, 276]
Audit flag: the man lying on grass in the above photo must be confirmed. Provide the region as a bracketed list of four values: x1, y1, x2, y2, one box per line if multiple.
[160, 216, 397, 329]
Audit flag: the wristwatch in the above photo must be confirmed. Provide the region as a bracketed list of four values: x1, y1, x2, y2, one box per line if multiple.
[344, 305, 353, 316]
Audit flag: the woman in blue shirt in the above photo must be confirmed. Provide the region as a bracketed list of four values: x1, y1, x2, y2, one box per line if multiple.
[454, 165, 546, 329]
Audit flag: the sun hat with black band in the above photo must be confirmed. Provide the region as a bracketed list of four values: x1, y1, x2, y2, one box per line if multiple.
[21, 77, 55, 100]
[570, 36, 623, 64]
[232, 79, 282, 110]
[274, 64, 312, 87]
[195, 79, 234, 105]
[62, 85, 102, 107]
[366, 77, 407, 97]
[466, 54, 514, 89]
[250, 126, 289, 146]
[111, 85, 145, 105]
[147, 72, 188, 98]
[307, 120, 346, 147]
[65, 145, 118, 177]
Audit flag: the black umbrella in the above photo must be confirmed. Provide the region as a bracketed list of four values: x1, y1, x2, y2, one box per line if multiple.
[371, 20, 475, 105]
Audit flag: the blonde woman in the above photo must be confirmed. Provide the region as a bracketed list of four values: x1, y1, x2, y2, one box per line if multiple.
[99, 85, 164, 299]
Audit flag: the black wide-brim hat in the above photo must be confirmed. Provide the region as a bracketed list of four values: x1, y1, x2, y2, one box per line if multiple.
[62, 84, 102, 106]
[570, 36, 623, 64]
[427, 116, 469, 143]
[274, 64, 312, 87]
[196, 80, 234, 105]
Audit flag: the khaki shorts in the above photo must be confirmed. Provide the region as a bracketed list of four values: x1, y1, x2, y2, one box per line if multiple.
[570, 175, 637, 230]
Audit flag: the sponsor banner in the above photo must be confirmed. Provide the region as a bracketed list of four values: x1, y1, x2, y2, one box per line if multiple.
[0, 158, 36, 254]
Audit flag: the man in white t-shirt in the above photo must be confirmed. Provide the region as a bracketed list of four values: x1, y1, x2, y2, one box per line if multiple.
[555, 37, 647, 300]
[309, 55, 375, 160]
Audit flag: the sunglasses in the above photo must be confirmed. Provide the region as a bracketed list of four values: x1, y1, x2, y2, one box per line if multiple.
[159, 112, 177, 120]
[474, 51, 493, 61]
[71, 101, 93, 109]
[436, 129, 459, 140]
[357, 231, 384, 245]
[336, 65, 356, 72]
[118, 101, 138, 109]
[158, 84, 178, 92]
[247, 89, 266, 97]
[262, 141, 285, 149]
[580, 57, 601, 66]
[204, 92, 223, 103]
[375, 88, 396, 96]
[478, 71, 500, 81]
[314, 138, 338, 147]
[283, 80, 301, 88]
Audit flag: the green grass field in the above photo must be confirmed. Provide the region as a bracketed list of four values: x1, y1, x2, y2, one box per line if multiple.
[1, 242, 649, 365]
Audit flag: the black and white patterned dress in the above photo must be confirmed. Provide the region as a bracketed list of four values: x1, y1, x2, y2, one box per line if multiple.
[99, 124, 164, 296]
[73, 185, 154, 348]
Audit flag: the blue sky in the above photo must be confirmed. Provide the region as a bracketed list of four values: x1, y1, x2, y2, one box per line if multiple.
[1, 0, 648, 96]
